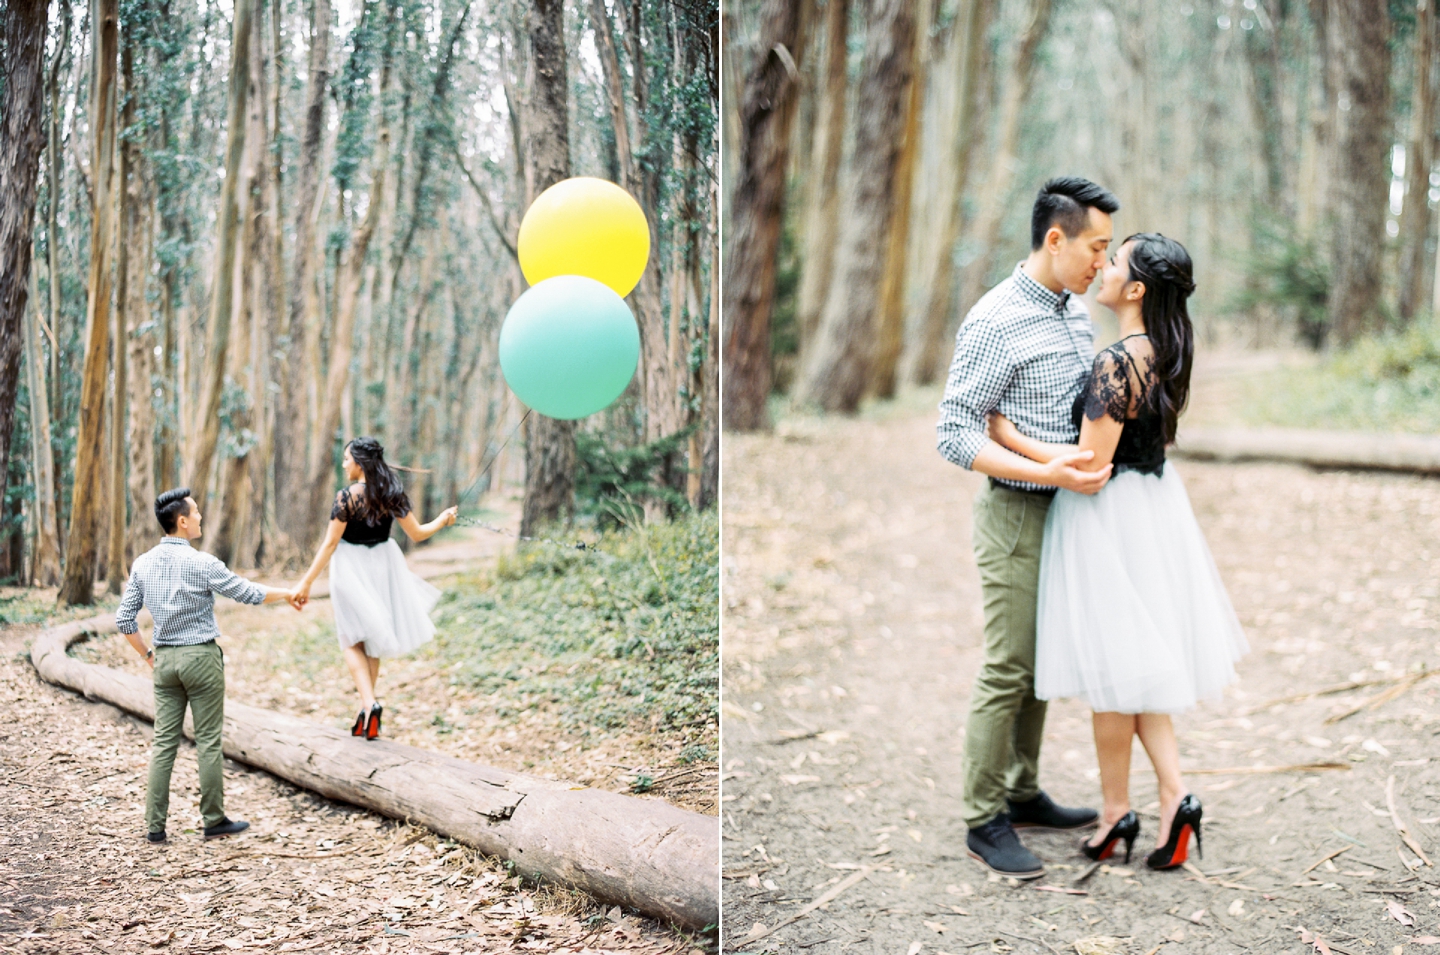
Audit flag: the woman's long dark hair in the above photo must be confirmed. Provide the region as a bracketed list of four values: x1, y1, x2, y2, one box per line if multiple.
[346, 437, 409, 520]
[1124, 233, 1195, 444]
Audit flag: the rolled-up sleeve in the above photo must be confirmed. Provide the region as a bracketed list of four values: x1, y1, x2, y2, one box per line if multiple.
[206, 557, 267, 605]
[937, 317, 1013, 469]
[115, 567, 145, 635]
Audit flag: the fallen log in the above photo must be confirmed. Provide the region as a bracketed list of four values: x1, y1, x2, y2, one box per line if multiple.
[1173, 428, 1440, 475]
[30, 615, 718, 931]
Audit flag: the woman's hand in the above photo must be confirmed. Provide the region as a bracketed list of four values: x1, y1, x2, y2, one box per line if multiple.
[441, 506, 458, 528]
[987, 411, 1020, 449]
[293, 582, 311, 609]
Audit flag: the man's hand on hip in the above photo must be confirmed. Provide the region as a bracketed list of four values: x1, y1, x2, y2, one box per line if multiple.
[1044, 450, 1112, 496]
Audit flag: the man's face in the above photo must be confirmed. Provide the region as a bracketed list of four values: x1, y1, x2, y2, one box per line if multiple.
[1049, 207, 1113, 296]
[176, 497, 203, 539]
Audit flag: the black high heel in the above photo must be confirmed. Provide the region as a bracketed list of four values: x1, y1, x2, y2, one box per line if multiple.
[1081, 811, 1140, 863]
[365, 702, 383, 741]
[351, 711, 367, 737]
[1147, 794, 1203, 870]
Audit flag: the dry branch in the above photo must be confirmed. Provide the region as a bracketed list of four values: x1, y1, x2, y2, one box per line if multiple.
[30, 615, 718, 929]
[1185, 762, 1351, 776]
[1386, 775, 1433, 867]
[735, 866, 874, 947]
[1175, 428, 1440, 475]
[1324, 669, 1433, 724]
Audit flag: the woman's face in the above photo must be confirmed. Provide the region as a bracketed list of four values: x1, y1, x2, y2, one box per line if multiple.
[343, 446, 362, 480]
[1095, 241, 1141, 310]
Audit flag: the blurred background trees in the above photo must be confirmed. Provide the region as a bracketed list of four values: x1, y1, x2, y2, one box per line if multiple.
[0, 0, 718, 596]
[722, 0, 1440, 427]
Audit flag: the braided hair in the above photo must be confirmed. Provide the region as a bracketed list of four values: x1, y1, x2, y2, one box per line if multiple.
[1124, 233, 1195, 444]
[346, 437, 410, 520]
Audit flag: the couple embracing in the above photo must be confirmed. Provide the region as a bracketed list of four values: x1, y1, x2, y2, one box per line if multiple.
[937, 177, 1247, 879]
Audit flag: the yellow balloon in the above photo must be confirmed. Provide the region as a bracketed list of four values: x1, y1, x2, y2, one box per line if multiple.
[518, 178, 650, 297]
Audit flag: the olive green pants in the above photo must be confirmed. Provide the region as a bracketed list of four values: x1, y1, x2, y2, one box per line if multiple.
[147, 642, 227, 833]
[962, 482, 1052, 828]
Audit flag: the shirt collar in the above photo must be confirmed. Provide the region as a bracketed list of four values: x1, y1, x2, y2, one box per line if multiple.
[1012, 263, 1071, 313]
[162, 536, 191, 545]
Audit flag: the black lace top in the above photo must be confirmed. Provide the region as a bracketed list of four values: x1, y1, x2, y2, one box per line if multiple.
[1070, 335, 1167, 477]
[331, 485, 411, 547]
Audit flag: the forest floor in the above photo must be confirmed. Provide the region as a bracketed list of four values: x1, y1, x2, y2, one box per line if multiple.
[722, 350, 1440, 955]
[0, 492, 716, 954]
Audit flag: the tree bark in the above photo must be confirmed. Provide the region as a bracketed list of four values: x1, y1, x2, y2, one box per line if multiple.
[1399, 0, 1436, 324]
[188, 0, 254, 512]
[31, 616, 718, 930]
[795, 0, 849, 356]
[1326, 0, 1391, 344]
[720, 0, 810, 431]
[953, 0, 1054, 324]
[868, 0, 929, 399]
[24, 266, 61, 585]
[520, 0, 576, 537]
[794, 0, 915, 414]
[273, 0, 330, 552]
[107, 35, 139, 594]
[0, 0, 50, 584]
[906, 0, 995, 386]
[59, 0, 118, 605]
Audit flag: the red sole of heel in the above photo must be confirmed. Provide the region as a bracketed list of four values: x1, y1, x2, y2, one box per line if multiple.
[1098, 842, 1115, 861]
[1168, 825, 1192, 867]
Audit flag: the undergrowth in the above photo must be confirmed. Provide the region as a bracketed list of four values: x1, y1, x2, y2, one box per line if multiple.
[434, 510, 718, 738]
[1241, 318, 1440, 433]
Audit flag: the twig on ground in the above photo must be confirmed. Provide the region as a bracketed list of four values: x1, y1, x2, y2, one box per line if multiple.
[994, 928, 1063, 954]
[1325, 669, 1434, 724]
[733, 866, 873, 947]
[1186, 762, 1350, 776]
[1386, 775, 1433, 867]
[1072, 861, 1103, 884]
[1302, 846, 1352, 874]
[1238, 677, 1402, 715]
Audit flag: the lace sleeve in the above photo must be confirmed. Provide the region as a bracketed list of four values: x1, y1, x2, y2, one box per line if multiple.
[1082, 346, 1133, 423]
[330, 489, 352, 523]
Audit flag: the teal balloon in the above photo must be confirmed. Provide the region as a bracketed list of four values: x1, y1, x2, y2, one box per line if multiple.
[499, 275, 640, 420]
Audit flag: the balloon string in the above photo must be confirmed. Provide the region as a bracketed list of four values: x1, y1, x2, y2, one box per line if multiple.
[456, 408, 533, 507]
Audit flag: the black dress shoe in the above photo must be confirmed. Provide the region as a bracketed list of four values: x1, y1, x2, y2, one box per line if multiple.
[146, 830, 167, 844]
[203, 817, 250, 839]
[965, 813, 1045, 880]
[1008, 791, 1099, 831]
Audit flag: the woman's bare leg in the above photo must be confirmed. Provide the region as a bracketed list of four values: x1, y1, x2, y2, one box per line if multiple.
[1087, 712, 1137, 847]
[343, 644, 377, 709]
[1136, 713, 1186, 846]
[368, 655, 380, 698]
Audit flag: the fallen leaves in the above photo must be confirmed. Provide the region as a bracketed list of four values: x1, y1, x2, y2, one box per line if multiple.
[1385, 899, 1416, 927]
[1073, 937, 1127, 955]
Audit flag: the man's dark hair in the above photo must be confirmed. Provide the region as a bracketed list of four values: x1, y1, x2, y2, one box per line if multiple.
[155, 487, 193, 534]
[1030, 177, 1120, 250]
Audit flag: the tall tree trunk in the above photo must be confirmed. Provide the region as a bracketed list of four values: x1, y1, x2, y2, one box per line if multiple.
[795, 0, 848, 356]
[1327, 0, 1392, 344]
[106, 34, 138, 593]
[188, 0, 254, 512]
[794, 0, 915, 414]
[274, 0, 330, 552]
[25, 265, 61, 585]
[868, 0, 930, 399]
[1399, 0, 1436, 324]
[60, 0, 118, 605]
[124, 176, 156, 565]
[907, 0, 995, 386]
[698, 182, 719, 511]
[302, 136, 388, 553]
[0, 0, 50, 584]
[46, 0, 71, 422]
[520, 0, 576, 537]
[953, 0, 1054, 323]
[720, 0, 810, 431]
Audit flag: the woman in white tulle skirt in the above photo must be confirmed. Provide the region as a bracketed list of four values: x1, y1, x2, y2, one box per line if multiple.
[294, 437, 457, 740]
[987, 233, 1246, 871]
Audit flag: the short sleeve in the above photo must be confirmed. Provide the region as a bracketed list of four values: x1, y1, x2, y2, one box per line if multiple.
[393, 493, 412, 519]
[331, 488, 353, 523]
[1082, 347, 1132, 423]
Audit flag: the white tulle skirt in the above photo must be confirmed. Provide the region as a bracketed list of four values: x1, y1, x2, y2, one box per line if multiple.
[329, 539, 440, 659]
[1035, 463, 1248, 714]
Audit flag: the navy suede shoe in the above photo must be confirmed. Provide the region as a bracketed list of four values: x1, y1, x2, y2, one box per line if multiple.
[965, 813, 1044, 879]
[1007, 791, 1098, 831]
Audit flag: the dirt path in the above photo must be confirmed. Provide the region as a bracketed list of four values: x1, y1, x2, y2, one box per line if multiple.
[1, 501, 710, 954]
[721, 404, 1440, 954]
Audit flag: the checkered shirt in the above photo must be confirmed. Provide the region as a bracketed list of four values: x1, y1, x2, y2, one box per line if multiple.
[937, 263, 1096, 492]
[115, 537, 266, 645]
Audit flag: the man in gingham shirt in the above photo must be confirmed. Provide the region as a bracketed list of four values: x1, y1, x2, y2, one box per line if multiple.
[936, 178, 1118, 879]
[117, 487, 301, 843]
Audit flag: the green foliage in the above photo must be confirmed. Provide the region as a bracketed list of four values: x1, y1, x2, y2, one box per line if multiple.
[1230, 215, 1331, 349]
[433, 511, 718, 737]
[1241, 318, 1440, 433]
[575, 427, 693, 529]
